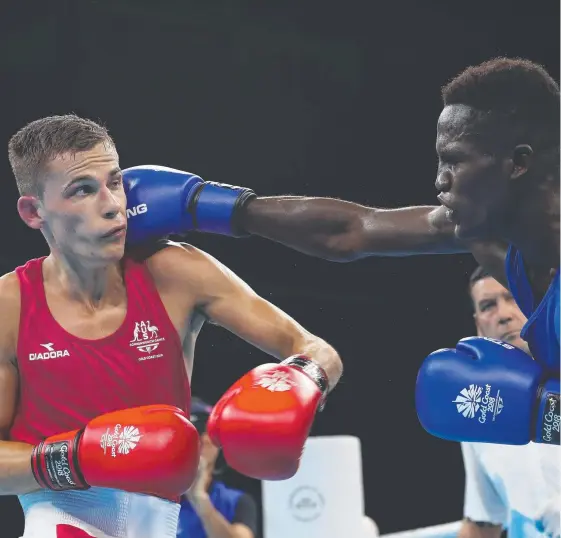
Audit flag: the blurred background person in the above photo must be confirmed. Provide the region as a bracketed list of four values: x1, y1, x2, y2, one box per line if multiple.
[177, 397, 259, 538]
[459, 267, 560, 538]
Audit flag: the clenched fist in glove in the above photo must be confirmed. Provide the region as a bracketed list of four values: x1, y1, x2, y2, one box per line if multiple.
[31, 405, 200, 500]
[207, 356, 329, 480]
[123, 165, 256, 244]
[416, 337, 560, 445]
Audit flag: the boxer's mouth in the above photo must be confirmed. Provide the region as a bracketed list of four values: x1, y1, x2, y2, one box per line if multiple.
[101, 225, 127, 239]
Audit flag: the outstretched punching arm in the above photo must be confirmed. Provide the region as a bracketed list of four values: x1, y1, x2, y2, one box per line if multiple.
[124, 165, 508, 285]
[242, 197, 509, 286]
[243, 198, 462, 260]
[123, 165, 461, 261]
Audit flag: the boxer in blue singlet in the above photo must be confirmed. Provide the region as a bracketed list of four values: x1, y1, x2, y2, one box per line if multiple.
[122, 58, 560, 374]
[506, 245, 559, 373]
[97, 58, 560, 446]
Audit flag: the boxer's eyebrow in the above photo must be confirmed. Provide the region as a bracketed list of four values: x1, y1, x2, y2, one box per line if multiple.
[67, 168, 121, 186]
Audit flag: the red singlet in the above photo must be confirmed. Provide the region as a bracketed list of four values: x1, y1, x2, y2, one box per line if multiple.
[10, 256, 190, 444]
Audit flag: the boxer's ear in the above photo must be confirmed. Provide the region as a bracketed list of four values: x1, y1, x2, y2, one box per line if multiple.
[17, 196, 44, 229]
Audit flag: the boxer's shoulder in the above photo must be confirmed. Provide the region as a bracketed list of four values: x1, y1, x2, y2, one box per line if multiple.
[0, 271, 20, 361]
[144, 239, 210, 276]
[0, 271, 21, 313]
[143, 240, 230, 299]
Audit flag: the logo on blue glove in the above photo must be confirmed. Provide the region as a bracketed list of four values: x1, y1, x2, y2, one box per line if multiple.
[453, 383, 504, 423]
[126, 203, 148, 218]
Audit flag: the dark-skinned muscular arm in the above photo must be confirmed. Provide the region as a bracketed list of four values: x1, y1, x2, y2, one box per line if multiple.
[0, 273, 41, 495]
[243, 198, 461, 259]
[242, 197, 509, 286]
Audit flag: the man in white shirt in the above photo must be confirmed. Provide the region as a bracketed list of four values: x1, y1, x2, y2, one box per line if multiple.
[460, 267, 560, 538]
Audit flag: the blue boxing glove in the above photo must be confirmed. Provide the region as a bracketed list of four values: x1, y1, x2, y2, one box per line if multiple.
[415, 337, 560, 445]
[123, 165, 256, 245]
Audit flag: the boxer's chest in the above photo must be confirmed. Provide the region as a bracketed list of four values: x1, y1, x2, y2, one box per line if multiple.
[13, 295, 189, 444]
[45, 294, 128, 340]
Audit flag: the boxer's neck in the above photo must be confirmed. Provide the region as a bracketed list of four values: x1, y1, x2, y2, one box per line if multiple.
[507, 176, 560, 273]
[43, 253, 125, 309]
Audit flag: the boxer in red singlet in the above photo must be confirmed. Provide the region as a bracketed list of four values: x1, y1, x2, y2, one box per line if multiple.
[1, 116, 343, 538]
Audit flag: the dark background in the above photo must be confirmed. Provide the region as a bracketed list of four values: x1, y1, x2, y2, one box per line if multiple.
[0, 1, 558, 536]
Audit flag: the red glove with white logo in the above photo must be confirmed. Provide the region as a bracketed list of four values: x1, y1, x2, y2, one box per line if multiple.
[31, 405, 200, 501]
[207, 356, 329, 480]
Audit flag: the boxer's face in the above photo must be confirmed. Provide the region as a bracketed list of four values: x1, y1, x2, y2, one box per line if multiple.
[471, 276, 529, 353]
[19, 142, 127, 265]
[435, 105, 512, 240]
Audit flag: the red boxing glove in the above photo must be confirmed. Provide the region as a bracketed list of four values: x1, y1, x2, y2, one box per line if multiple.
[207, 356, 329, 480]
[31, 405, 200, 501]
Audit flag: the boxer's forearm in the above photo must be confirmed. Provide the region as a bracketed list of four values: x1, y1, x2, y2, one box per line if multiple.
[191, 494, 249, 538]
[243, 197, 463, 260]
[243, 196, 369, 261]
[291, 335, 343, 392]
[0, 441, 39, 494]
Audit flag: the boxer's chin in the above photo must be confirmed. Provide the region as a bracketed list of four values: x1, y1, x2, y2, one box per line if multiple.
[88, 242, 126, 265]
[105, 243, 126, 262]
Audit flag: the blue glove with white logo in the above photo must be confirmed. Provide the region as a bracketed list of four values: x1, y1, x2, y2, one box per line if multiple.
[415, 337, 560, 445]
[123, 165, 256, 245]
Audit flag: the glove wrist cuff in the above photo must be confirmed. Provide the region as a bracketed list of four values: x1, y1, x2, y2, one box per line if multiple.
[231, 189, 257, 237]
[534, 381, 560, 445]
[189, 183, 257, 238]
[281, 355, 329, 410]
[31, 430, 90, 491]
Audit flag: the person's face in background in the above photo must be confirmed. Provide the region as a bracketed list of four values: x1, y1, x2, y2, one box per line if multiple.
[471, 276, 529, 353]
[200, 432, 220, 472]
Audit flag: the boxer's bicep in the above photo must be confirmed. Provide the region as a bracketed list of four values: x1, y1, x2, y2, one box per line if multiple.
[0, 275, 20, 440]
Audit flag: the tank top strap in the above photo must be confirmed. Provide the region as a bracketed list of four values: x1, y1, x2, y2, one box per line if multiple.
[15, 257, 49, 313]
[123, 257, 161, 298]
